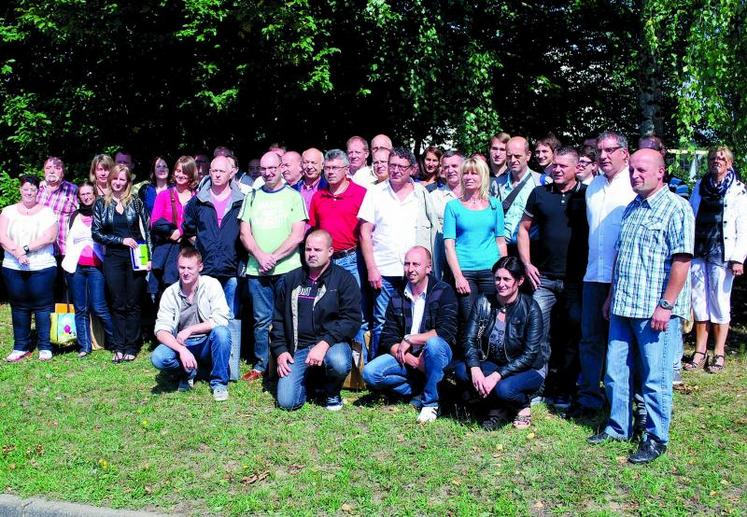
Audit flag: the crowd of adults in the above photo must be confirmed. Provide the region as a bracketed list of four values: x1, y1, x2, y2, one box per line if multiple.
[1, 130, 745, 465]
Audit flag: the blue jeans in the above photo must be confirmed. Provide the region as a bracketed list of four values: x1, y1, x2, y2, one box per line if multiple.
[576, 282, 610, 409]
[604, 315, 677, 445]
[246, 273, 284, 373]
[67, 266, 114, 353]
[453, 360, 544, 410]
[333, 251, 368, 362]
[275, 342, 352, 410]
[2, 266, 56, 352]
[370, 276, 400, 359]
[532, 275, 581, 396]
[361, 336, 452, 407]
[151, 326, 231, 388]
[218, 276, 242, 381]
[457, 269, 496, 323]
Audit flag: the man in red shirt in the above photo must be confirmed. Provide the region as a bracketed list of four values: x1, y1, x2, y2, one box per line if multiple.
[308, 148, 369, 356]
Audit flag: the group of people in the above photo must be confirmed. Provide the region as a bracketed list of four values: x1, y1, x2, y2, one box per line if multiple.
[1, 130, 744, 466]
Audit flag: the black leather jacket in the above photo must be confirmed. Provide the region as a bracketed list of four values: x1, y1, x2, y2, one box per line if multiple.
[463, 293, 547, 379]
[92, 196, 151, 252]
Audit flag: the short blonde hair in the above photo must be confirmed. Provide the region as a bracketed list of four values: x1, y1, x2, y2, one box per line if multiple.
[89, 154, 114, 185]
[460, 157, 490, 200]
[708, 145, 734, 164]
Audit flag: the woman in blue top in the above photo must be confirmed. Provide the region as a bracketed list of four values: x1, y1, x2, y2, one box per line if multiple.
[444, 157, 507, 322]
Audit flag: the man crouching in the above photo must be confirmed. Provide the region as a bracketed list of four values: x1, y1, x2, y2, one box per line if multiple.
[151, 247, 232, 401]
[272, 229, 362, 411]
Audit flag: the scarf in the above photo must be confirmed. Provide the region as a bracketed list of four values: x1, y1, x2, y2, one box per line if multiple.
[77, 203, 94, 217]
[701, 168, 735, 199]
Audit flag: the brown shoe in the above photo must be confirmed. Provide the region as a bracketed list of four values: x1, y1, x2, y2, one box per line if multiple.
[241, 370, 264, 382]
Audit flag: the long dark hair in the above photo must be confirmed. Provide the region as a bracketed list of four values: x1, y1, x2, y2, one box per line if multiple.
[491, 256, 525, 281]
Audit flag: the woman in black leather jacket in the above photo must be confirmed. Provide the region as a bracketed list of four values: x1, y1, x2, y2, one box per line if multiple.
[454, 256, 548, 430]
[92, 164, 151, 363]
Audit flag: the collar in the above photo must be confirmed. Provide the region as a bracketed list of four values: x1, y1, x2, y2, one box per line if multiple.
[301, 177, 321, 190]
[404, 278, 429, 301]
[635, 184, 668, 208]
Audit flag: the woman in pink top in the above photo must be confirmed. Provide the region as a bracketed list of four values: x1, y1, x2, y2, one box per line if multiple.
[150, 156, 198, 296]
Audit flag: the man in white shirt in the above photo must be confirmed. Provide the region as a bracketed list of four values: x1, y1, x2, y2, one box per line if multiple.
[358, 147, 436, 358]
[566, 131, 636, 419]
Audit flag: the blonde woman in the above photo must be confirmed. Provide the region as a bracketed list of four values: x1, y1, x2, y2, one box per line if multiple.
[92, 164, 151, 362]
[443, 157, 507, 321]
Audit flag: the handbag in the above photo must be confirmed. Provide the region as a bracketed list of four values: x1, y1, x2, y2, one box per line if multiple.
[50, 303, 77, 346]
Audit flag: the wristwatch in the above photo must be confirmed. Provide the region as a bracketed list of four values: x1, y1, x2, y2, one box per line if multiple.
[22, 245, 30, 254]
[658, 299, 674, 310]
[403, 334, 413, 345]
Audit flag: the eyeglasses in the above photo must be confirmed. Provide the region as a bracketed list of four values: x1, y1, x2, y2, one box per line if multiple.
[597, 146, 622, 155]
[577, 159, 594, 167]
[388, 163, 412, 171]
[323, 165, 348, 172]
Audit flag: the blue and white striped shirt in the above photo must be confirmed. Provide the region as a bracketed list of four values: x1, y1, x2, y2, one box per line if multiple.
[611, 186, 695, 320]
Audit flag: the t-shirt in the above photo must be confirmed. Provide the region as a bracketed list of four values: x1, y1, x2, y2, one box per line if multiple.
[523, 182, 588, 280]
[239, 185, 308, 276]
[308, 181, 367, 252]
[442, 198, 504, 271]
[211, 191, 231, 227]
[296, 276, 320, 349]
[178, 292, 206, 339]
[1, 205, 57, 271]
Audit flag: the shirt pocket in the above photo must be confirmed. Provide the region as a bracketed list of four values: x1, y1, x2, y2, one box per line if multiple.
[639, 221, 665, 251]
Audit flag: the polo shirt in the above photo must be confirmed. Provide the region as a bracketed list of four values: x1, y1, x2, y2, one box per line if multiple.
[239, 185, 307, 276]
[584, 168, 637, 283]
[308, 181, 367, 252]
[523, 182, 588, 280]
[611, 186, 694, 320]
[357, 181, 422, 277]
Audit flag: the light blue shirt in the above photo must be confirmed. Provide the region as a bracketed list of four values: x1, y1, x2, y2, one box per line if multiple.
[443, 198, 504, 271]
[612, 187, 695, 320]
[496, 169, 542, 244]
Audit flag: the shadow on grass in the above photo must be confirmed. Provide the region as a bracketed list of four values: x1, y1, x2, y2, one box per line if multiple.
[150, 371, 180, 394]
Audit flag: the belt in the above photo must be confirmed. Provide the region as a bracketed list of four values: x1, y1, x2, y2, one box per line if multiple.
[332, 247, 357, 260]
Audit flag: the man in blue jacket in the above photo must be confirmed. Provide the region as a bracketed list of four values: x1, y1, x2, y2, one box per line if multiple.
[271, 230, 361, 411]
[182, 156, 246, 381]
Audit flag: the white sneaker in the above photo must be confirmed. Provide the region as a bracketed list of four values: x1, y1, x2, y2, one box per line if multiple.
[6, 350, 31, 363]
[38, 350, 53, 361]
[417, 406, 439, 423]
[213, 386, 229, 402]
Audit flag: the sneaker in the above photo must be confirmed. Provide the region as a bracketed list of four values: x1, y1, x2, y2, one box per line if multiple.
[38, 350, 53, 361]
[5, 350, 31, 363]
[549, 394, 572, 409]
[325, 395, 344, 411]
[628, 438, 667, 464]
[530, 395, 545, 406]
[212, 386, 229, 402]
[178, 378, 194, 392]
[416, 406, 439, 423]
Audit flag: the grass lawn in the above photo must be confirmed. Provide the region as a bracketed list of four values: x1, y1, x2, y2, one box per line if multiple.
[0, 304, 745, 516]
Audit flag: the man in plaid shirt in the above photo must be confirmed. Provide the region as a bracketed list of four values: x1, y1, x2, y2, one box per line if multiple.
[588, 148, 694, 465]
[37, 157, 78, 257]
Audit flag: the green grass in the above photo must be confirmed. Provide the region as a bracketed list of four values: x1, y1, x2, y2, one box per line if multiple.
[0, 305, 745, 516]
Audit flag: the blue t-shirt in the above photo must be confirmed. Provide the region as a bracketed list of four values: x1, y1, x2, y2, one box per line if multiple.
[442, 198, 504, 271]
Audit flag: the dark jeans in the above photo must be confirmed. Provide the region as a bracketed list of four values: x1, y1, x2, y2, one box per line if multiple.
[2, 266, 56, 352]
[532, 275, 581, 398]
[454, 359, 544, 411]
[67, 266, 114, 353]
[103, 251, 146, 355]
[456, 269, 496, 323]
[245, 273, 284, 373]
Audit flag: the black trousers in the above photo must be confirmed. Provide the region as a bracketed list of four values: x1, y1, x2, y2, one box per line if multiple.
[103, 250, 146, 355]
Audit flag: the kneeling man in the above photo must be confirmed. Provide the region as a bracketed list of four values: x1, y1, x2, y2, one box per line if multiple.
[272, 230, 361, 411]
[362, 246, 458, 423]
[151, 247, 232, 401]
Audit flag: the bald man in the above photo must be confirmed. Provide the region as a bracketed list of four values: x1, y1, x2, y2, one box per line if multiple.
[281, 151, 304, 189]
[297, 148, 329, 211]
[588, 148, 694, 465]
[271, 230, 361, 411]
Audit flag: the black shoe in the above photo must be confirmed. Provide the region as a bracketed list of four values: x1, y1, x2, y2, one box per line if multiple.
[587, 431, 622, 445]
[565, 403, 599, 421]
[480, 408, 509, 431]
[628, 438, 667, 464]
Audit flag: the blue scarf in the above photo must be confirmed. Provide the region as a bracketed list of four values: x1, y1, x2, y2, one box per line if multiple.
[701, 168, 735, 199]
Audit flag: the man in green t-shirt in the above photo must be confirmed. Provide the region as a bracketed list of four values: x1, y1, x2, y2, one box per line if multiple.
[239, 151, 308, 382]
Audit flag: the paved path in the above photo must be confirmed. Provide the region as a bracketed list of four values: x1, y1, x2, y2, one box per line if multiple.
[0, 495, 172, 516]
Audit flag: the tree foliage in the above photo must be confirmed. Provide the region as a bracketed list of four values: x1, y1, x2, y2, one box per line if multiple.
[0, 0, 742, 182]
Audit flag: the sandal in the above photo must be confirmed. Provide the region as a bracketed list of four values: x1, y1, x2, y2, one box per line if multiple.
[122, 354, 136, 362]
[683, 351, 707, 371]
[512, 411, 532, 430]
[707, 354, 725, 374]
[112, 352, 124, 364]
